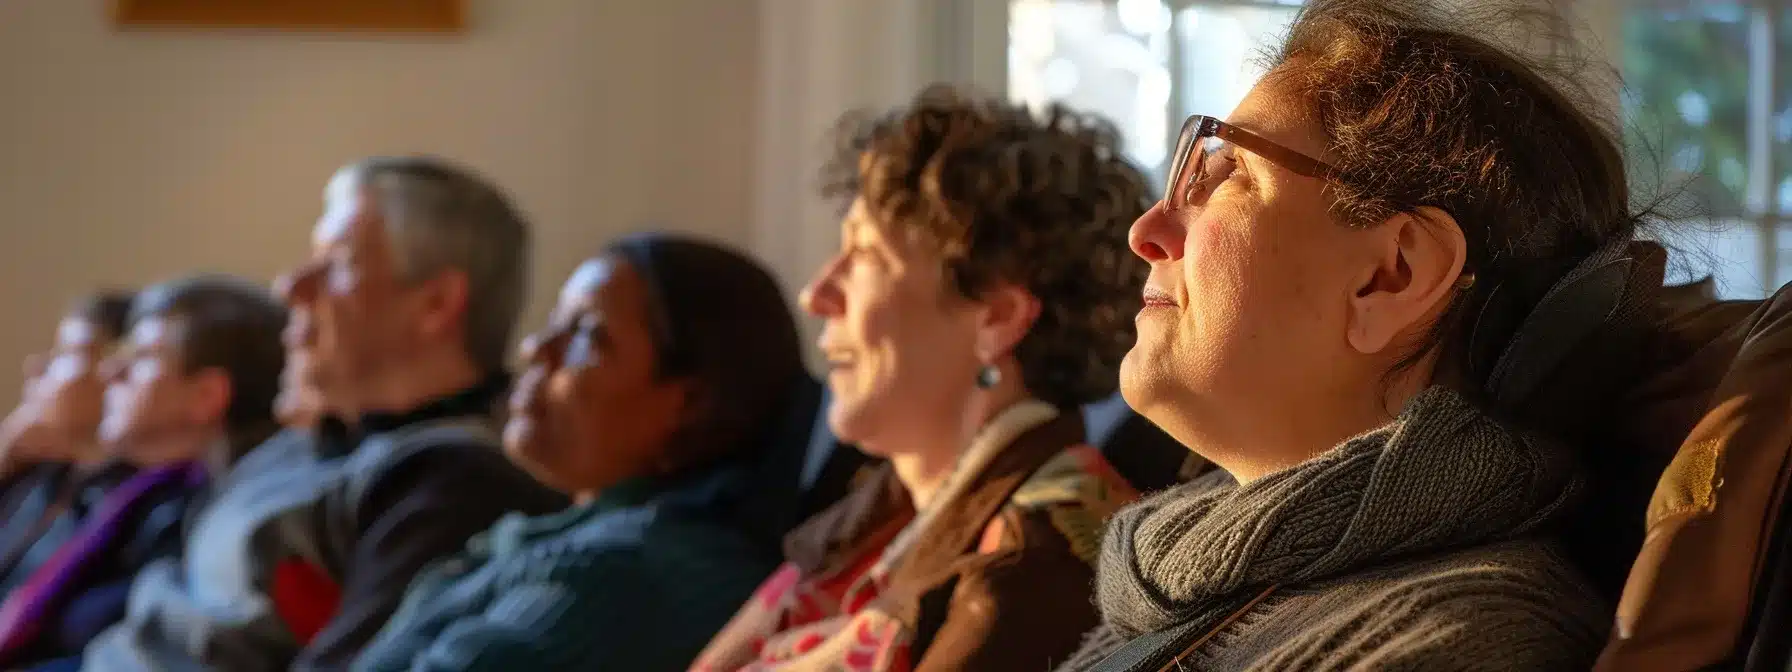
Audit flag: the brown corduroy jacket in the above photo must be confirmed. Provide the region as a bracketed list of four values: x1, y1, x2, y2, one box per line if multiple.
[693, 410, 1138, 672]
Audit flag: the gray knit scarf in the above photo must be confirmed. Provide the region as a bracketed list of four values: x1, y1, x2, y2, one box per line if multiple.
[1095, 385, 1582, 638]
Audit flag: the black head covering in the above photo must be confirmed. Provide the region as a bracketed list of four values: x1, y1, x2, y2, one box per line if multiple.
[603, 232, 805, 470]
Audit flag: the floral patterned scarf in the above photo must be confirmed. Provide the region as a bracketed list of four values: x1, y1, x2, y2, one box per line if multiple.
[690, 401, 1064, 672]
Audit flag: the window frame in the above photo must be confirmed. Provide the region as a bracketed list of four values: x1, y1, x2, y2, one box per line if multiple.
[1743, 0, 1784, 294]
[1621, 0, 1786, 296]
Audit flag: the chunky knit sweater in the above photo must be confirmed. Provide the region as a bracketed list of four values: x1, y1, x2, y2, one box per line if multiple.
[1058, 387, 1609, 671]
[352, 467, 778, 672]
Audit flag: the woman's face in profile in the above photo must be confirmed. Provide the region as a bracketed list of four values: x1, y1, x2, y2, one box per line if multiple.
[504, 256, 688, 495]
[1119, 75, 1371, 445]
[800, 199, 984, 454]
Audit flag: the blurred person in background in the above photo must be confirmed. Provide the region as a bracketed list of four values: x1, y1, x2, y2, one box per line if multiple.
[9, 275, 286, 670]
[0, 292, 135, 598]
[692, 86, 1152, 672]
[355, 233, 805, 671]
[273, 362, 327, 431]
[0, 292, 135, 474]
[78, 156, 566, 672]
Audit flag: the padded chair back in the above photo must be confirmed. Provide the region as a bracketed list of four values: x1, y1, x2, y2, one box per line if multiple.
[791, 384, 876, 525]
[729, 374, 831, 546]
[1741, 493, 1792, 669]
[1594, 283, 1792, 671]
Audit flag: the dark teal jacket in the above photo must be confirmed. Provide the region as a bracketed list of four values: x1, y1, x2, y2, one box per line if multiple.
[352, 468, 780, 672]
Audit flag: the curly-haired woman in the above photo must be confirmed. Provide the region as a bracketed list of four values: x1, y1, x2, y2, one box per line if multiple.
[690, 87, 1152, 672]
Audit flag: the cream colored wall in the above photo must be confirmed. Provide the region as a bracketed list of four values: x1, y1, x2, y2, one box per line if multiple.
[0, 0, 758, 406]
[752, 0, 998, 368]
[0, 0, 1623, 410]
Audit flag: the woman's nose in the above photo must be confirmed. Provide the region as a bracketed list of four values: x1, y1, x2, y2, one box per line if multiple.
[799, 257, 846, 318]
[1129, 203, 1187, 263]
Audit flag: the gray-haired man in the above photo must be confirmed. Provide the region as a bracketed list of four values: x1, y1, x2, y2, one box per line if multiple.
[76, 157, 567, 672]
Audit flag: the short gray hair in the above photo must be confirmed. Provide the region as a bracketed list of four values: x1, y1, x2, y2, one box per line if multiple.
[327, 156, 532, 372]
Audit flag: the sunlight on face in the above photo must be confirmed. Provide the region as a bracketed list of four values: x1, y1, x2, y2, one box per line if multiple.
[1120, 76, 1364, 456]
[802, 200, 983, 454]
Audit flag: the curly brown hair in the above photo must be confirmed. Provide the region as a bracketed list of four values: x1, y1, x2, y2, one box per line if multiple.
[821, 85, 1153, 409]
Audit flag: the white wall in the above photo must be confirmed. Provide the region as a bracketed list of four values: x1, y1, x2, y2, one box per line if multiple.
[751, 0, 1002, 365]
[752, 0, 938, 310]
[0, 0, 758, 405]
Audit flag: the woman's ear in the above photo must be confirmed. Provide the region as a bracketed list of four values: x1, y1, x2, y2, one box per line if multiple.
[974, 282, 1042, 362]
[1344, 207, 1467, 355]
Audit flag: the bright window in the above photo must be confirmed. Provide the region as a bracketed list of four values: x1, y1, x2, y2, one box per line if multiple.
[1009, 0, 1175, 181]
[1009, 0, 1299, 184]
[1625, 1, 1788, 297]
[1007, 0, 1789, 298]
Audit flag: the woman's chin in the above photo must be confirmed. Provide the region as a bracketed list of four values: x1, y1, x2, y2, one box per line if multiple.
[501, 421, 545, 466]
[1118, 356, 1181, 422]
[823, 396, 883, 453]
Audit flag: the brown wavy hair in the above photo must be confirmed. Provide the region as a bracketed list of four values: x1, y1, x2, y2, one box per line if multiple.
[1268, 0, 1652, 395]
[821, 85, 1153, 409]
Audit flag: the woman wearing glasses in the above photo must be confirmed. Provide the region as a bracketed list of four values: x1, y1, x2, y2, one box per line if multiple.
[691, 87, 1150, 672]
[1061, 0, 1657, 669]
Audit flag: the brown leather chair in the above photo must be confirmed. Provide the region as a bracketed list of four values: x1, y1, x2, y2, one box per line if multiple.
[1594, 281, 1792, 671]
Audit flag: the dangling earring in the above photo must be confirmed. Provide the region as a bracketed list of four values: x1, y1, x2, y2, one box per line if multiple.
[975, 364, 1002, 390]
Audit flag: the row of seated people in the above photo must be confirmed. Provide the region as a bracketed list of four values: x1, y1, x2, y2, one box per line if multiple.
[0, 239, 1189, 672]
[0, 1, 1791, 669]
[0, 227, 1186, 672]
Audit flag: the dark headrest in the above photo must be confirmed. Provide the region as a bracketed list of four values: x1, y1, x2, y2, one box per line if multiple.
[1480, 237, 1647, 405]
[1479, 241, 1669, 601]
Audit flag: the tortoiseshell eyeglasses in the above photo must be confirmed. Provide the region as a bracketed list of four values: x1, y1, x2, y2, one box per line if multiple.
[1162, 114, 1337, 211]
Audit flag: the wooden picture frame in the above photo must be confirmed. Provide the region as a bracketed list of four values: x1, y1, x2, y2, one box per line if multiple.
[112, 0, 466, 34]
